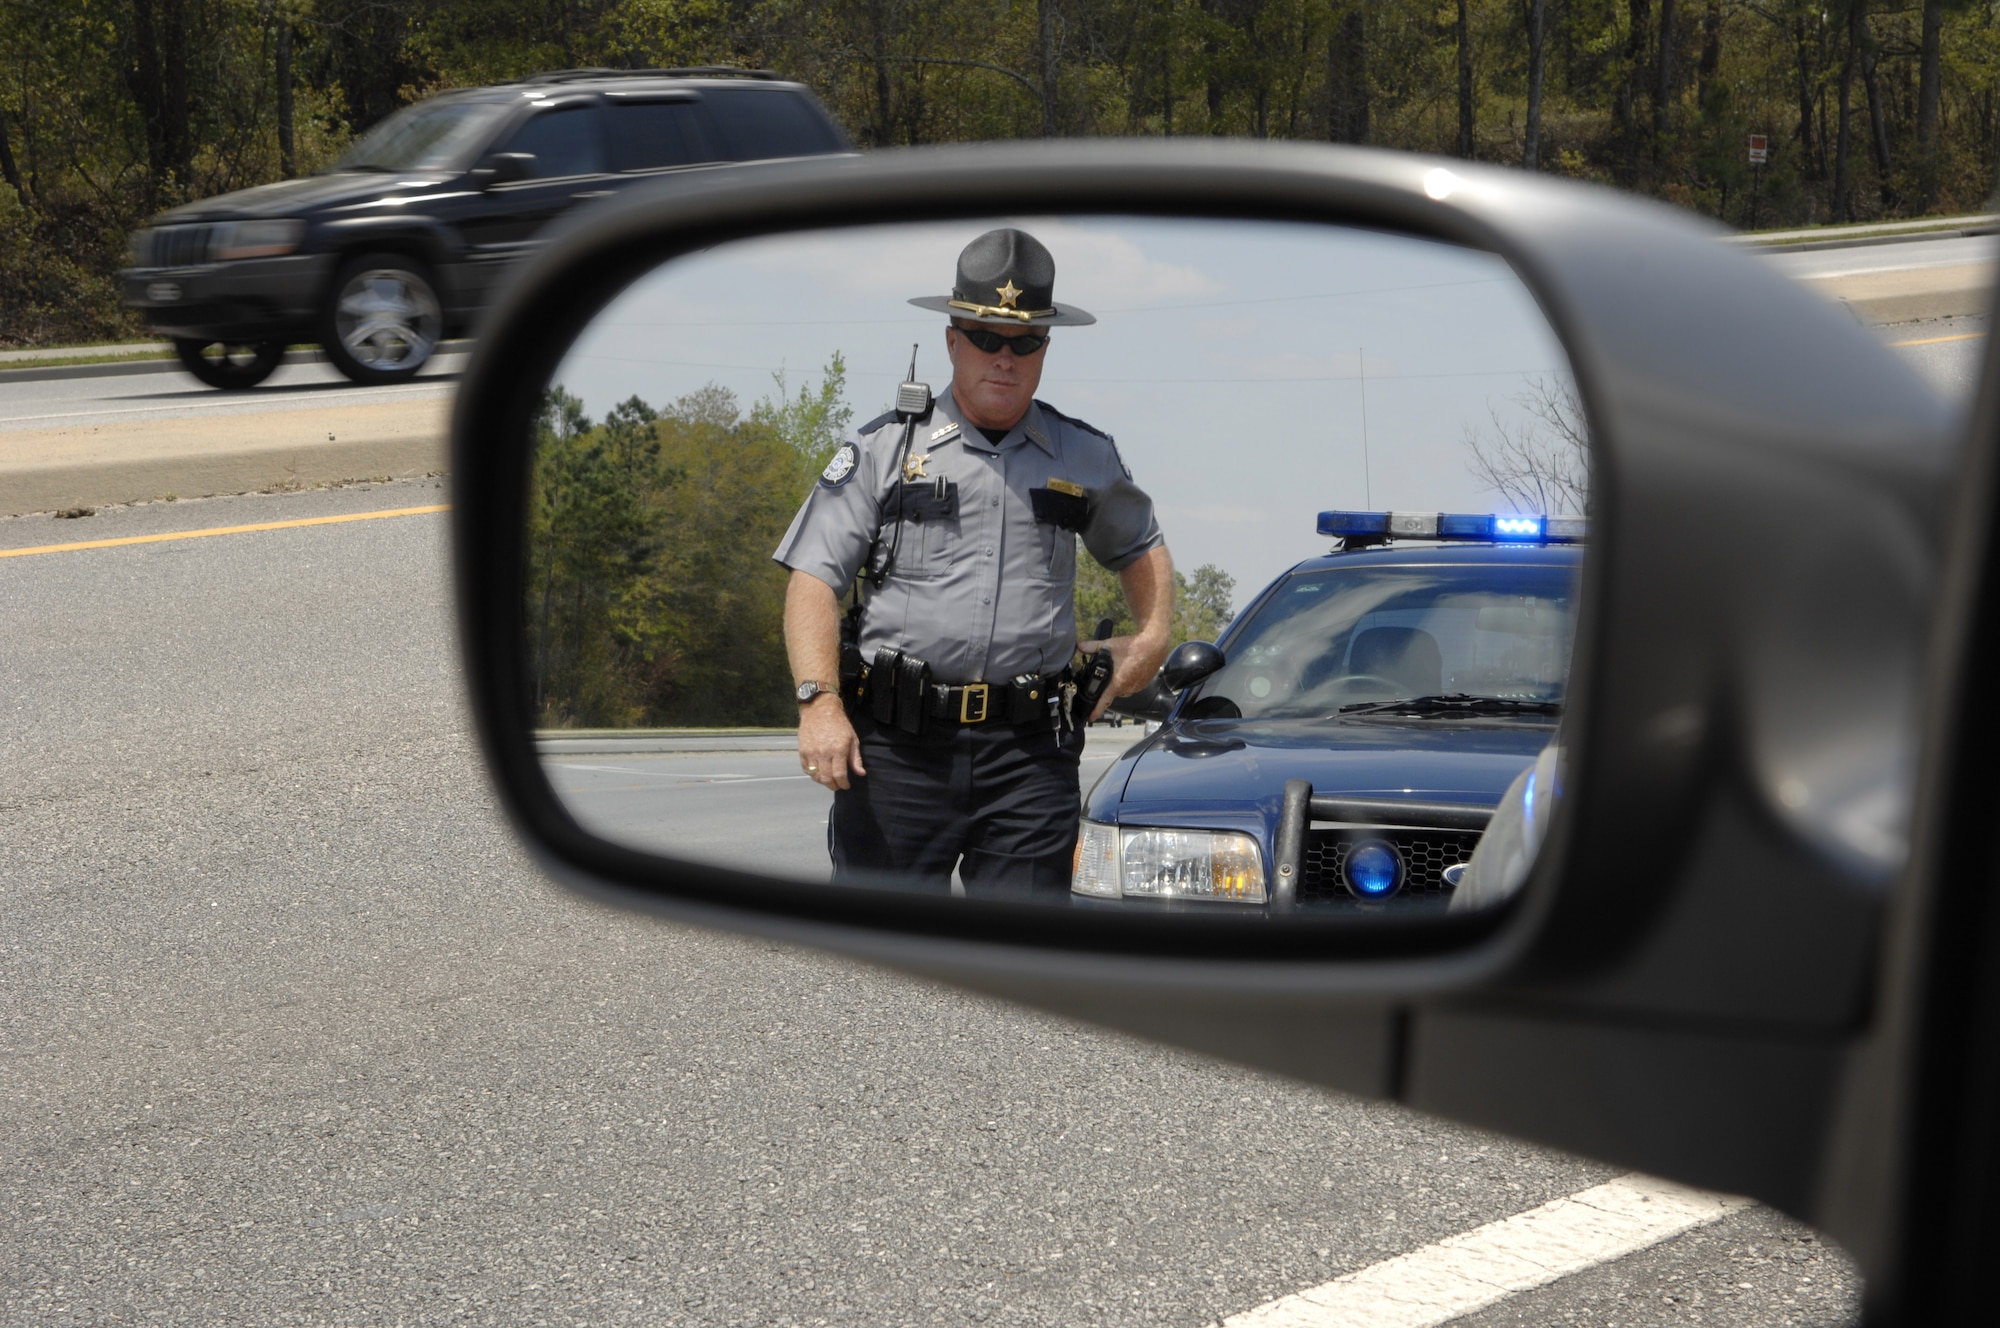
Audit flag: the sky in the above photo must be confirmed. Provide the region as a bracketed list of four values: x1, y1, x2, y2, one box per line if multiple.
[552, 216, 1578, 603]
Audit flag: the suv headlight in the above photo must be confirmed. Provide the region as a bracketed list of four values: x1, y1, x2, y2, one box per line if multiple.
[211, 219, 306, 260]
[1071, 822, 1267, 903]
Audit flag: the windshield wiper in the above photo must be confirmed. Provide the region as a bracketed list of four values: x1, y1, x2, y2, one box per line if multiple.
[1337, 693, 1562, 717]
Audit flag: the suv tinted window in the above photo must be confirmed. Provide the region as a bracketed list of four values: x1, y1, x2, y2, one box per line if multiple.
[606, 100, 713, 171]
[700, 87, 844, 160]
[498, 105, 606, 179]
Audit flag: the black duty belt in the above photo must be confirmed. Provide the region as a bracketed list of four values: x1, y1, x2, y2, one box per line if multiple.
[924, 675, 1066, 725]
[848, 646, 1070, 732]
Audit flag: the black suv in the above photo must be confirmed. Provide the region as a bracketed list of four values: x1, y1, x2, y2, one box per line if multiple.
[120, 69, 851, 389]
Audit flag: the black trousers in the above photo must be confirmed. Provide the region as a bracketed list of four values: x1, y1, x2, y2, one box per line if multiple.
[829, 710, 1083, 901]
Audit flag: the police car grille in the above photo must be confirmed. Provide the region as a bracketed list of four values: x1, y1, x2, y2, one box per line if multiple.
[146, 224, 215, 267]
[1299, 828, 1483, 900]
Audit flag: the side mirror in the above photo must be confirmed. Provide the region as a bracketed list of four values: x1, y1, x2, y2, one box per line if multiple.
[1159, 640, 1225, 693]
[449, 142, 1961, 1277]
[472, 152, 535, 188]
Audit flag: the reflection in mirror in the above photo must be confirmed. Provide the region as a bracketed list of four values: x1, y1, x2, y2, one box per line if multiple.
[527, 216, 1584, 916]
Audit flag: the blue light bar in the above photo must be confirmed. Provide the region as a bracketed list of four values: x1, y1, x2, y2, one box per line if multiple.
[1317, 511, 1388, 538]
[1317, 510, 1588, 544]
[1438, 512, 1491, 538]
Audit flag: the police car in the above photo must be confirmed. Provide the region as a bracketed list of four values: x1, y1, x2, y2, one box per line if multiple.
[1072, 511, 1582, 911]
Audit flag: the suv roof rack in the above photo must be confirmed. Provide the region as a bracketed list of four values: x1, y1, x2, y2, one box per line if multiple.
[516, 67, 782, 85]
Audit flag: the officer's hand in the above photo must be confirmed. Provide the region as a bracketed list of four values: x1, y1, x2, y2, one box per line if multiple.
[798, 696, 865, 790]
[1081, 634, 1171, 723]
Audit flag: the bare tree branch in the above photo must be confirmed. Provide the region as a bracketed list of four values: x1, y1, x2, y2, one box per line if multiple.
[1464, 375, 1591, 516]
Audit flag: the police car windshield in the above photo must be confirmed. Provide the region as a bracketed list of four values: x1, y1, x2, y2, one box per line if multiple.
[335, 99, 509, 173]
[1189, 559, 1577, 721]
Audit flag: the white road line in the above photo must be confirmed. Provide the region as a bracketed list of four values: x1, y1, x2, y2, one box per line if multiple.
[555, 764, 808, 784]
[0, 383, 452, 426]
[1220, 1173, 1751, 1328]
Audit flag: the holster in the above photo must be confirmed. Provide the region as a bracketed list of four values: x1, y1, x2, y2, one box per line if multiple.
[838, 600, 867, 707]
[1073, 647, 1116, 721]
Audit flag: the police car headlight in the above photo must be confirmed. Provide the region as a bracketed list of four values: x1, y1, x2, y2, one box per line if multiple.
[1072, 820, 1122, 898]
[1119, 828, 1266, 903]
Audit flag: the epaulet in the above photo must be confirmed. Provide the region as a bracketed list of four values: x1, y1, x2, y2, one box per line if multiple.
[857, 403, 937, 437]
[1034, 399, 1111, 442]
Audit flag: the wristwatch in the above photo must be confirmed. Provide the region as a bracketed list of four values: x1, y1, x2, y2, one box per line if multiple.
[796, 679, 837, 705]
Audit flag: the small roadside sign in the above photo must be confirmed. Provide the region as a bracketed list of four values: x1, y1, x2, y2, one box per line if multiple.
[1748, 134, 1768, 164]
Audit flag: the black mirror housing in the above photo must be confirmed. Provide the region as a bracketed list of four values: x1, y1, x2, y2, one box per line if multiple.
[449, 140, 1963, 1274]
[473, 152, 535, 189]
[1160, 640, 1225, 693]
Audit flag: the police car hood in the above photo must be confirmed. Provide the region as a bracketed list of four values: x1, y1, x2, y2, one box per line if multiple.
[1095, 714, 1551, 821]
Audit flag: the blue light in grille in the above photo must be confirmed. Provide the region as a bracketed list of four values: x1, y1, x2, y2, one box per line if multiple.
[1344, 840, 1404, 899]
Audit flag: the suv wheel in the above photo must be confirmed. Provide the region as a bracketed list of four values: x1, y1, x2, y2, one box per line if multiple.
[174, 339, 285, 390]
[322, 254, 443, 385]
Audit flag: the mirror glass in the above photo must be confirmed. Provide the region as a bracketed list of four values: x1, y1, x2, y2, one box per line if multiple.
[528, 216, 1581, 915]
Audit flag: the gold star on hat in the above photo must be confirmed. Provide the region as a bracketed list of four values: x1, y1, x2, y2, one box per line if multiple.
[909, 228, 1097, 327]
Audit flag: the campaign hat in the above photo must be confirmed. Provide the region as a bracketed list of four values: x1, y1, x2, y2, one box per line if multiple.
[908, 227, 1096, 327]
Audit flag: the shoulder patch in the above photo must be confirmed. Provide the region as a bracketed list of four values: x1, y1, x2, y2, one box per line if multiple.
[819, 441, 859, 488]
[1034, 399, 1112, 443]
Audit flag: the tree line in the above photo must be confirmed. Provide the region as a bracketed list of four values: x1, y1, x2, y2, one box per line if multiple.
[528, 361, 1235, 729]
[5, 0, 2000, 347]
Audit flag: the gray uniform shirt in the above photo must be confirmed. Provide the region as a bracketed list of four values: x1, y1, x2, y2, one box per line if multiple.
[772, 389, 1163, 683]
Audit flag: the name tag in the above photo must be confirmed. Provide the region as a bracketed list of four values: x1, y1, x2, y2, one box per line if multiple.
[1046, 477, 1084, 497]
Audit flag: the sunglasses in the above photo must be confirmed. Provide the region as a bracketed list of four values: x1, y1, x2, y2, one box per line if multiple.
[952, 325, 1049, 356]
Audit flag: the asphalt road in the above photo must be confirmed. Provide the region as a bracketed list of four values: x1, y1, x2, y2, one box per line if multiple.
[5, 289, 1978, 1325]
[1758, 232, 1996, 281]
[0, 352, 464, 433]
[2, 503, 1866, 1328]
[541, 736, 1137, 880]
[1880, 313, 1991, 401]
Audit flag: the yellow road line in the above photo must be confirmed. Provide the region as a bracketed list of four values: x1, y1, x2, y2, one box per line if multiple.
[0, 504, 449, 560]
[1890, 330, 1990, 347]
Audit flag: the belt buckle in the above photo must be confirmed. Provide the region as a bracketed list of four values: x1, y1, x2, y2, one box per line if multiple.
[960, 682, 990, 723]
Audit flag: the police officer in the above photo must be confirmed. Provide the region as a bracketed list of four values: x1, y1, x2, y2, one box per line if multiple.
[773, 228, 1175, 899]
